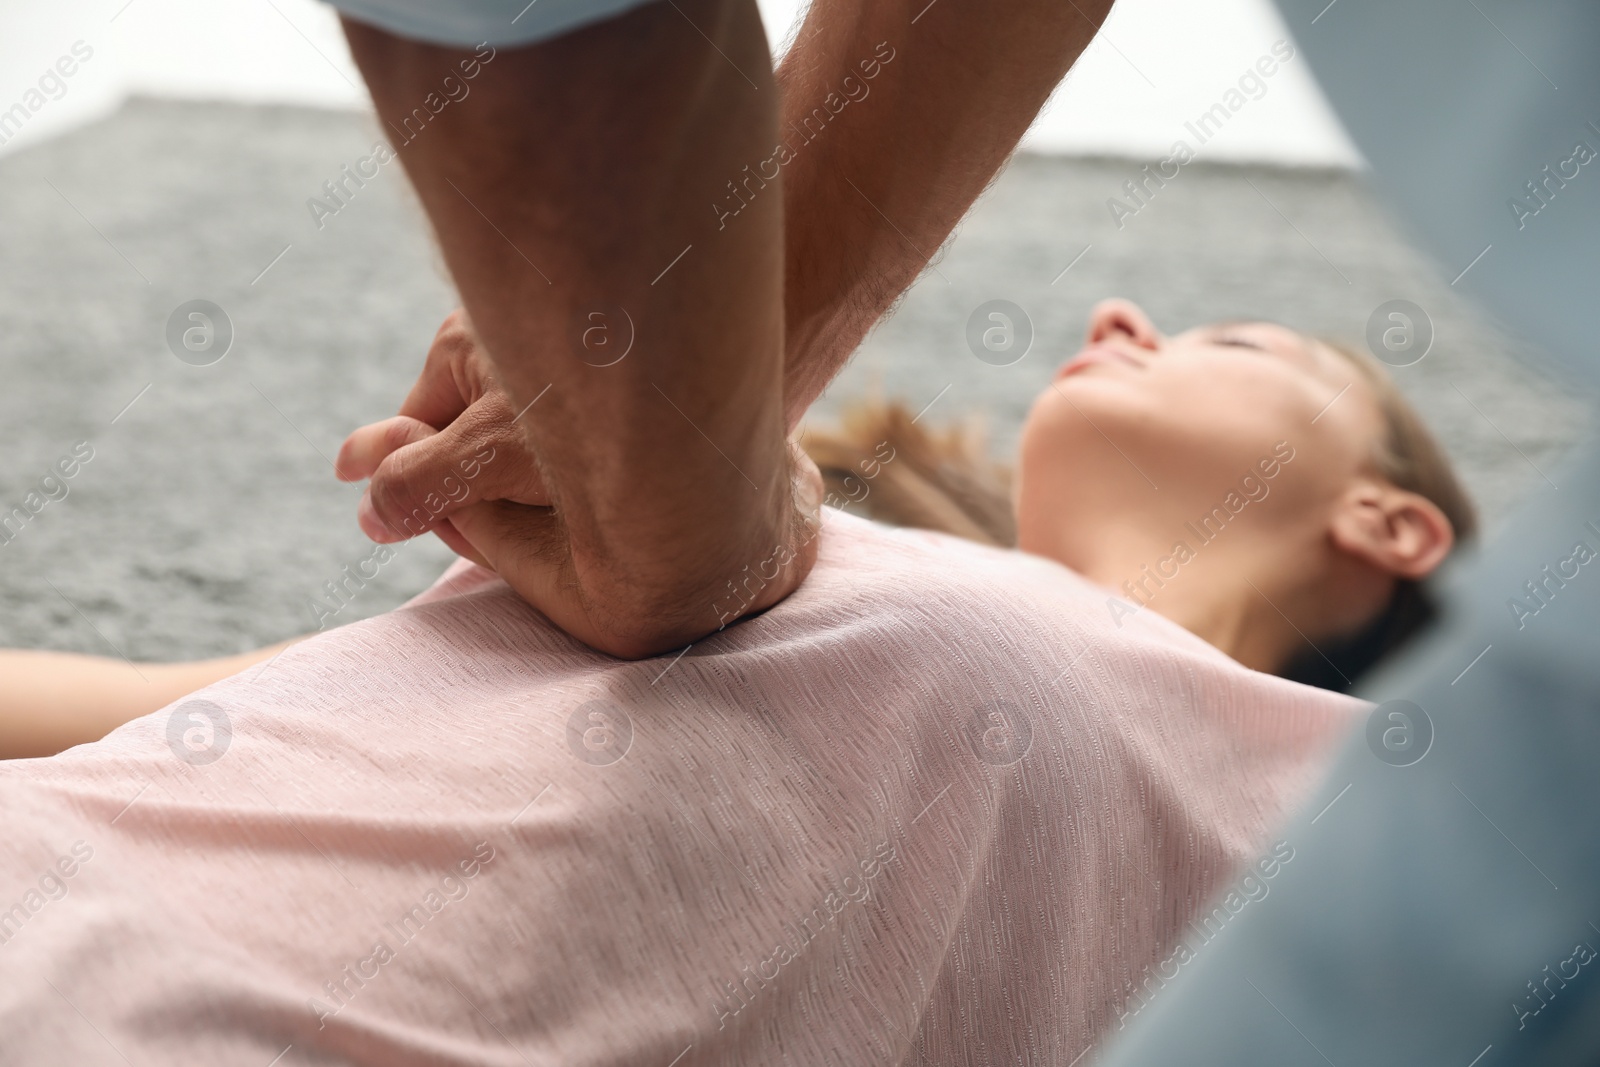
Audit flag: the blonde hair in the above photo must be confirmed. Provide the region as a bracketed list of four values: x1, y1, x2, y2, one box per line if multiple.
[802, 343, 1476, 687]
[800, 400, 1017, 546]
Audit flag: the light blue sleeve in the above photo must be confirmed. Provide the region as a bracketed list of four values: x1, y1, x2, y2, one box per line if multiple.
[1098, 2, 1600, 1064]
[324, 0, 666, 48]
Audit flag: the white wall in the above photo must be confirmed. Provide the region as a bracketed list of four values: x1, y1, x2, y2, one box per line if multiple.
[0, 0, 1359, 166]
[1028, 0, 1359, 165]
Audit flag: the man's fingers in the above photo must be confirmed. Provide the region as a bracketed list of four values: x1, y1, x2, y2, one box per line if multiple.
[361, 401, 549, 542]
[396, 310, 483, 430]
[429, 516, 492, 569]
[446, 499, 571, 600]
[337, 416, 438, 483]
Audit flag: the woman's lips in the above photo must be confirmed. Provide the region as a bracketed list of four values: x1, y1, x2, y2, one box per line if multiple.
[1054, 345, 1146, 381]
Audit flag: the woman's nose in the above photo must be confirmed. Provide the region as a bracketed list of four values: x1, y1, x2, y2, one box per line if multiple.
[1086, 298, 1162, 351]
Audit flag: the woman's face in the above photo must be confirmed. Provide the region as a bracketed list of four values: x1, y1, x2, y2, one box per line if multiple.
[1016, 299, 1384, 566]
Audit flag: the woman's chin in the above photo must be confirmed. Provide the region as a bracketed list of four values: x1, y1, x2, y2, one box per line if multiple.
[1028, 379, 1158, 446]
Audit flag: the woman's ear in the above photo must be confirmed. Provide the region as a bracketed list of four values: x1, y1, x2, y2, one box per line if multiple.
[1329, 481, 1456, 580]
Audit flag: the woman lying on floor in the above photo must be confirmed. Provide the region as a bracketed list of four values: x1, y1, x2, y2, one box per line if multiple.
[0, 297, 1472, 1064]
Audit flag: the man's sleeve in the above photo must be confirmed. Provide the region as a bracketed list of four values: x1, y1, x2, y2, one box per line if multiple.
[324, 0, 666, 48]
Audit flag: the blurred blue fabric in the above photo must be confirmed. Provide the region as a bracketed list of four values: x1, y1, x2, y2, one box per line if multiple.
[324, 0, 665, 48]
[1099, 2, 1600, 1064]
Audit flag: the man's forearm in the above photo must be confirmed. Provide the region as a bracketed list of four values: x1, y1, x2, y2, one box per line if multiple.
[342, 1, 810, 656]
[772, 0, 1113, 427]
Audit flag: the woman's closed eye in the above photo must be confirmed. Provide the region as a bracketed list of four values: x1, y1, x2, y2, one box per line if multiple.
[1210, 329, 1321, 367]
[1209, 329, 1331, 378]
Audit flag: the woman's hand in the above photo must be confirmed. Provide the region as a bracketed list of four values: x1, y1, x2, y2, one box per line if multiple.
[338, 311, 825, 657]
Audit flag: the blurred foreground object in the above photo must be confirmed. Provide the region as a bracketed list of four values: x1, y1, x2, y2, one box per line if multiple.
[1099, 2, 1600, 1064]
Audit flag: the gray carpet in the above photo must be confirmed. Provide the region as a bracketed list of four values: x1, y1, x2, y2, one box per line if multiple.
[0, 98, 1592, 661]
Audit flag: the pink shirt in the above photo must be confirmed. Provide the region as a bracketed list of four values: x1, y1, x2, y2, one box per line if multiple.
[0, 509, 1362, 1064]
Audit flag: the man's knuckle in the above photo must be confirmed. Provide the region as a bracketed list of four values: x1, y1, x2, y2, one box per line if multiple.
[380, 419, 416, 456]
[372, 459, 425, 526]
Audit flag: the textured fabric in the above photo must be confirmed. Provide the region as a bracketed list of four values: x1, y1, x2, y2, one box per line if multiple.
[324, 0, 667, 48]
[0, 509, 1363, 1065]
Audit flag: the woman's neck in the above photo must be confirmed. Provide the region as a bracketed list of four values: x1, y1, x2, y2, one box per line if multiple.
[1128, 565, 1309, 673]
[1029, 526, 1315, 674]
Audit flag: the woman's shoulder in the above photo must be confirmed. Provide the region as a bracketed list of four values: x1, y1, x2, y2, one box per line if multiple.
[810, 507, 1366, 716]
[812, 506, 1093, 590]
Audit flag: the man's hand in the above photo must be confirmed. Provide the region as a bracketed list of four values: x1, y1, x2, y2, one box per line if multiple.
[339, 311, 826, 656]
[336, 310, 549, 564]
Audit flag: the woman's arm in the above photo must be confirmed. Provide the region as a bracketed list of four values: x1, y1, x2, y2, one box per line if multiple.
[0, 640, 301, 760]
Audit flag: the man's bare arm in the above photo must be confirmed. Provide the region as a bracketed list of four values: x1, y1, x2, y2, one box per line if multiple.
[340, 0, 812, 657]
[773, 0, 1114, 427]
[339, 0, 1109, 642]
